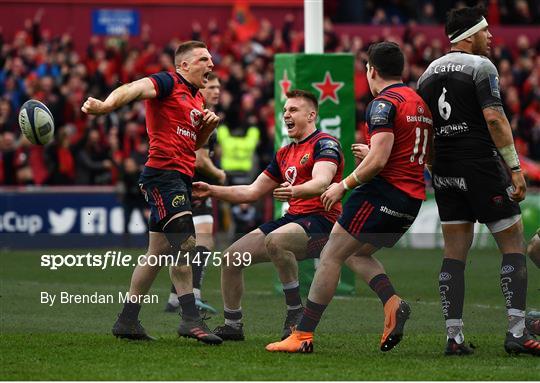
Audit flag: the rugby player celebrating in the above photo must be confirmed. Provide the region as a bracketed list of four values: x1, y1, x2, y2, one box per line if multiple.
[193, 90, 344, 341]
[82, 41, 222, 344]
[266, 42, 432, 353]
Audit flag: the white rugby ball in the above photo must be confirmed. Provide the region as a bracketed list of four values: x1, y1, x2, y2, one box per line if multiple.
[18, 99, 55, 145]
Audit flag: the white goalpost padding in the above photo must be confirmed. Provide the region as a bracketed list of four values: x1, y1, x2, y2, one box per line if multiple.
[304, 0, 324, 53]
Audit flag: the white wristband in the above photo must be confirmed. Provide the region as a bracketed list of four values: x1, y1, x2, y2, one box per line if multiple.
[352, 171, 361, 184]
[499, 144, 521, 172]
[342, 180, 350, 190]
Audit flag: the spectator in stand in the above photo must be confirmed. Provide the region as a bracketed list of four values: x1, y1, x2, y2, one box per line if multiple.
[0, 97, 17, 134]
[0, 6, 539, 187]
[14, 135, 34, 185]
[418, 3, 438, 25]
[44, 125, 76, 185]
[75, 128, 113, 185]
[1, 131, 17, 185]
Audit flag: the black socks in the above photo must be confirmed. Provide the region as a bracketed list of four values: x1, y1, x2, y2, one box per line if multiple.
[192, 245, 211, 290]
[119, 302, 141, 321]
[439, 258, 465, 321]
[500, 253, 527, 311]
[178, 293, 199, 318]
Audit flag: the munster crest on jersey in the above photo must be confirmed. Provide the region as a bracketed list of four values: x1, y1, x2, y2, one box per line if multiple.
[190, 109, 203, 128]
[285, 166, 297, 184]
[300, 153, 310, 165]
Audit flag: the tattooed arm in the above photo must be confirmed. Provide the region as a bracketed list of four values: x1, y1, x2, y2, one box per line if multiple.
[483, 105, 526, 201]
[483, 105, 515, 148]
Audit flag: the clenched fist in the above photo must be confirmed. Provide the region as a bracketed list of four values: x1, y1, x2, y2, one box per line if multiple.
[202, 109, 220, 129]
[81, 97, 111, 115]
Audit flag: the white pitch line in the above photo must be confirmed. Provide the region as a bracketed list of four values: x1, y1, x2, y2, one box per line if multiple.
[202, 288, 538, 311]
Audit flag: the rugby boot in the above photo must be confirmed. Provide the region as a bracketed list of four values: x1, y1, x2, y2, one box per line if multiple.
[504, 331, 540, 356]
[213, 323, 245, 341]
[525, 311, 540, 336]
[380, 295, 411, 351]
[195, 298, 218, 315]
[281, 307, 303, 340]
[112, 316, 156, 341]
[178, 316, 223, 345]
[266, 328, 314, 353]
[445, 338, 475, 356]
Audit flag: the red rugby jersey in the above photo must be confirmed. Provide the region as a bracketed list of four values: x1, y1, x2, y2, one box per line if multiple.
[264, 130, 344, 222]
[145, 71, 205, 177]
[365, 83, 432, 200]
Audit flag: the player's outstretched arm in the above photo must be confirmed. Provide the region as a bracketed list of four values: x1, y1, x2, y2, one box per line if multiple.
[81, 78, 157, 115]
[193, 172, 278, 203]
[483, 105, 526, 202]
[321, 132, 394, 211]
[273, 161, 337, 201]
[195, 148, 226, 184]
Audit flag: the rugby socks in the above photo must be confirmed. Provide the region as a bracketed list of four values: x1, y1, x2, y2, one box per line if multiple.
[168, 284, 179, 306]
[439, 258, 466, 342]
[368, 274, 396, 305]
[119, 302, 141, 321]
[508, 311, 526, 338]
[446, 319, 465, 344]
[500, 253, 527, 337]
[282, 280, 303, 310]
[178, 293, 199, 319]
[192, 245, 211, 293]
[224, 307, 243, 329]
[297, 299, 327, 333]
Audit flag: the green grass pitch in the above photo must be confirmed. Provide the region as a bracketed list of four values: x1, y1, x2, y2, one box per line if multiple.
[1, 247, 539, 380]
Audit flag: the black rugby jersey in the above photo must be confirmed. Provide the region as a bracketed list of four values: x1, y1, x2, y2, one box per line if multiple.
[417, 51, 503, 160]
[193, 131, 217, 184]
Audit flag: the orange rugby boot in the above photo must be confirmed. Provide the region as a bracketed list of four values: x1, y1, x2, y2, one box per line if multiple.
[380, 295, 411, 352]
[265, 329, 314, 353]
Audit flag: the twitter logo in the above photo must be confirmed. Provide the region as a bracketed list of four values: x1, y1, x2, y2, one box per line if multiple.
[48, 208, 77, 234]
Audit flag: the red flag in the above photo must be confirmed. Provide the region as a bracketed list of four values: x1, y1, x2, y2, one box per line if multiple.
[232, 0, 259, 42]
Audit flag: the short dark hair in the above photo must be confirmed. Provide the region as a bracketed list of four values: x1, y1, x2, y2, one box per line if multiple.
[206, 72, 219, 82]
[286, 89, 318, 111]
[445, 5, 486, 42]
[174, 41, 207, 65]
[367, 42, 404, 80]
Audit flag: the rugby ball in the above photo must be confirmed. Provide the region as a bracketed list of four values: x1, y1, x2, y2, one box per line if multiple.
[18, 99, 55, 145]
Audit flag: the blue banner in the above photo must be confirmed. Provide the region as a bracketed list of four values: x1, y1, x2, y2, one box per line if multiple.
[92, 9, 140, 36]
[0, 189, 147, 249]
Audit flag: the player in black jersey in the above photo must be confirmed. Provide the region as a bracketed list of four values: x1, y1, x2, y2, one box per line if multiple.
[418, 5, 539, 356]
[165, 72, 226, 315]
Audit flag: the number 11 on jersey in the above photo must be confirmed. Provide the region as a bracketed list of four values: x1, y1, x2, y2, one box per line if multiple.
[410, 127, 429, 165]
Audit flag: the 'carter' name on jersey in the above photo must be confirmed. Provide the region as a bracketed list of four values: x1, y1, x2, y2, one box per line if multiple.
[429, 63, 465, 74]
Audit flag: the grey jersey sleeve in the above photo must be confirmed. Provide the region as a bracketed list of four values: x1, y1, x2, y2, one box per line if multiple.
[473, 58, 503, 109]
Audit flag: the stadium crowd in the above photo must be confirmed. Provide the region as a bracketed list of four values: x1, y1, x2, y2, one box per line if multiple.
[1, 5, 539, 187]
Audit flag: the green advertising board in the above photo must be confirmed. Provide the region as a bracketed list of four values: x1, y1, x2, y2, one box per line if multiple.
[273, 53, 356, 295]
